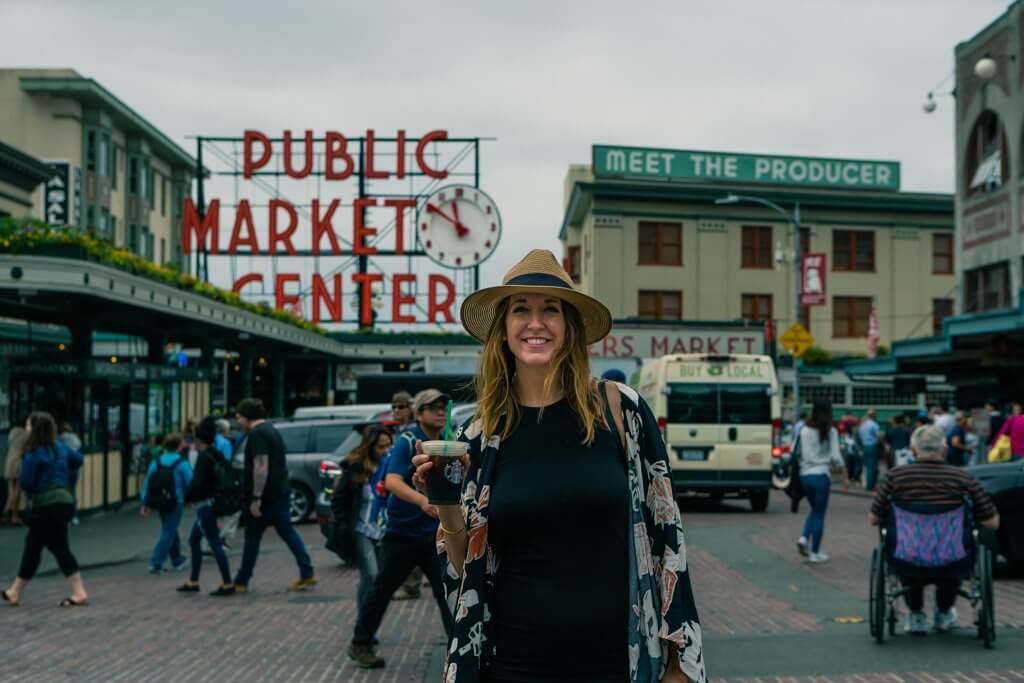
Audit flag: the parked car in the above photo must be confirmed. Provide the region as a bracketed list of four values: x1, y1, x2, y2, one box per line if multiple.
[292, 403, 391, 420]
[269, 417, 366, 523]
[969, 459, 1024, 567]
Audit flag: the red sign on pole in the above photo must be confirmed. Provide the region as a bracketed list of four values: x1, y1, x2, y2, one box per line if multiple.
[800, 253, 827, 306]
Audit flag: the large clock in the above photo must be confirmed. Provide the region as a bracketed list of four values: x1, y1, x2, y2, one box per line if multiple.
[416, 184, 502, 269]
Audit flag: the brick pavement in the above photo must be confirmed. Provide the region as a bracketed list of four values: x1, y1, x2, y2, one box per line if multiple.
[682, 493, 1024, 631]
[715, 672, 1024, 683]
[0, 524, 448, 683]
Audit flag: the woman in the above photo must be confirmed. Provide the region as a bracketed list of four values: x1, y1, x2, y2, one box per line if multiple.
[994, 401, 1024, 460]
[336, 426, 393, 611]
[2, 412, 88, 607]
[412, 250, 705, 683]
[3, 417, 29, 526]
[795, 400, 848, 563]
[176, 416, 235, 596]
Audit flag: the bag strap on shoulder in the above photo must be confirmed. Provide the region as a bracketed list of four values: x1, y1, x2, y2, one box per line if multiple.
[598, 380, 626, 458]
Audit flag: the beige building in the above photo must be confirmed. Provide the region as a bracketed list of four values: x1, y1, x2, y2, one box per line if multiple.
[560, 146, 955, 357]
[0, 68, 195, 267]
[0, 139, 54, 217]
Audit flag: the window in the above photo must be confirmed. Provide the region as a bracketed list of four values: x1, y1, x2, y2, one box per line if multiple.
[110, 216, 117, 241]
[741, 294, 772, 323]
[85, 130, 96, 172]
[667, 383, 771, 425]
[161, 177, 167, 216]
[965, 110, 1007, 197]
[799, 306, 811, 332]
[129, 159, 138, 194]
[638, 221, 682, 265]
[932, 234, 953, 274]
[964, 262, 1011, 313]
[160, 238, 166, 265]
[852, 387, 918, 406]
[932, 298, 953, 335]
[638, 290, 682, 320]
[98, 135, 109, 177]
[565, 245, 581, 283]
[86, 206, 96, 230]
[314, 424, 356, 452]
[110, 146, 118, 189]
[127, 225, 137, 252]
[833, 230, 874, 271]
[148, 167, 155, 205]
[833, 296, 872, 337]
[799, 227, 810, 256]
[277, 425, 311, 453]
[741, 225, 772, 268]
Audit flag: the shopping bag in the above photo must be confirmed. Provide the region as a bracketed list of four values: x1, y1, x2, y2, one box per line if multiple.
[987, 434, 1012, 463]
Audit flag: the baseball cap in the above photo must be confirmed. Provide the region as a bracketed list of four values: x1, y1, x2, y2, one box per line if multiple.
[414, 388, 451, 412]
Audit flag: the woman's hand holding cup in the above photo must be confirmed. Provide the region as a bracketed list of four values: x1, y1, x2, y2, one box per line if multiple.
[412, 440, 432, 493]
[414, 438, 469, 507]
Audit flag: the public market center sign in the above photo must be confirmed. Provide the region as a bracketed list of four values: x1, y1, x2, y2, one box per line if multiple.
[593, 145, 900, 191]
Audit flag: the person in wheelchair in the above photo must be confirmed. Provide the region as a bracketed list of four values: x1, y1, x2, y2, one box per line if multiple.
[868, 425, 999, 635]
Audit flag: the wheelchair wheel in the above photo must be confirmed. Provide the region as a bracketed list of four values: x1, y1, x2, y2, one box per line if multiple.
[869, 547, 886, 643]
[978, 545, 995, 648]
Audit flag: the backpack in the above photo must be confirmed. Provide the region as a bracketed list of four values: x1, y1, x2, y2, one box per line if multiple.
[368, 430, 417, 531]
[212, 455, 243, 516]
[146, 456, 185, 512]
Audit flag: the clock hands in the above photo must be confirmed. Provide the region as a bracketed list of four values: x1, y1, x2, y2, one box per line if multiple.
[426, 202, 470, 238]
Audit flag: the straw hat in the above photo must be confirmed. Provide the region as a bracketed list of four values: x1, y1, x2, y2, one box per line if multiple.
[459, 249, 612, 344]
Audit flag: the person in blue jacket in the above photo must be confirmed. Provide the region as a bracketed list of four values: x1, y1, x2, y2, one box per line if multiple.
[2, 411, 88, 607]
[141, 433, 193, 574]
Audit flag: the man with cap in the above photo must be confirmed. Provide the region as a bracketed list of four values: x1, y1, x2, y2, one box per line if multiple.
[348, 388, 454, 669]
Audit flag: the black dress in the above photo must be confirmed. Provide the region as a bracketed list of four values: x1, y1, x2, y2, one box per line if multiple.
[485, 398, 630, 683]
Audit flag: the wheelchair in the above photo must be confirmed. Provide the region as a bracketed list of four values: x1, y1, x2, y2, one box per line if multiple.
[868, 498, 995, 648]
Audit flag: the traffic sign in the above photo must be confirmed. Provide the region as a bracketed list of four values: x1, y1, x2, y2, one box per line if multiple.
[780, 323, 815, 357]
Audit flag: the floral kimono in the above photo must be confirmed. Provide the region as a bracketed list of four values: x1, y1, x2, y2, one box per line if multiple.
[438, 383, 706, 683]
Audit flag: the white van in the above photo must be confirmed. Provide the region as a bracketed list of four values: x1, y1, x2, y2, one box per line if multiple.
[292, 404, 391, 421]
[638, 354, 781, 511]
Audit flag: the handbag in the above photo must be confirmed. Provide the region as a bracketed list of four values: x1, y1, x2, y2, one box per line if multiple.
[785, 432, 804, 514]
[988, 434, 1012, 463]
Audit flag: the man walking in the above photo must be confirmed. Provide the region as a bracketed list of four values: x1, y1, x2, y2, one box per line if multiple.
[348, 389, 454, 669]
[231, 398, 317, 592]
[858, 409, 882, 491]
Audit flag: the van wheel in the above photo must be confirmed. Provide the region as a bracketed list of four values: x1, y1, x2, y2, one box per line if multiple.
[749, 490, 770, 512]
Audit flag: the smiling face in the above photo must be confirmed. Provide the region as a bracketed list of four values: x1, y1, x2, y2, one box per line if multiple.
[504, 294, 566, 368]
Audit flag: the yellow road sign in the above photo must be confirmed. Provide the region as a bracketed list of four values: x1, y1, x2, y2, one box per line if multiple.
[780, 323, 815, 357]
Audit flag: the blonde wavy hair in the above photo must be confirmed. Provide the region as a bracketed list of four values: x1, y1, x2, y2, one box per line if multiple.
[474, 297, 608, 445]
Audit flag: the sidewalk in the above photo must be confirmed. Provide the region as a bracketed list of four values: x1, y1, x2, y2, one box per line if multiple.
[0, 502, 170, 578]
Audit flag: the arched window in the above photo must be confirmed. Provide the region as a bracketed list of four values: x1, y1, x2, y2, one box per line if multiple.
[965, 110, 1008, 197]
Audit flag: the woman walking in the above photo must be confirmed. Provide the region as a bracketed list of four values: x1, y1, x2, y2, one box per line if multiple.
[795, 400, 849, 563]
[2, 417, 29, 526]
[176, 417, 235, 596]
[412, 250, 705, 683]
[2, 412, 88, 607]
[335, 426, 393, 612]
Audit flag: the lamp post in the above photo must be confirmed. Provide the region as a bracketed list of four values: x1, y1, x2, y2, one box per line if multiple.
[715, 193, 803, 417]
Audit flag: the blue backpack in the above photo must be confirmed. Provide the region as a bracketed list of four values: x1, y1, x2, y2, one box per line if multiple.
[368, 431, 416, 531]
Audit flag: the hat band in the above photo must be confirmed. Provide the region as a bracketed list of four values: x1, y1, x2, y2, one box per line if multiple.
[504, 273, 572, 288]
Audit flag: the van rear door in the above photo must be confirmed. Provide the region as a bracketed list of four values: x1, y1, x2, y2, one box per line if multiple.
[666, 382, 722, 469]
[717, 383, 773, 471]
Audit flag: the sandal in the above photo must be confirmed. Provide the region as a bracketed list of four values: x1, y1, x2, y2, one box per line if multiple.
[58, 597, 88, 607]
[1, 590, 19, 607]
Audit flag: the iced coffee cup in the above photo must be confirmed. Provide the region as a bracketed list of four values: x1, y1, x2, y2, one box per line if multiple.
[422, 440, 469, 505]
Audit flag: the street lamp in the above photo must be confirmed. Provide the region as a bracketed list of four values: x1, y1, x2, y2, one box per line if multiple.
[715, 193, 803, 418]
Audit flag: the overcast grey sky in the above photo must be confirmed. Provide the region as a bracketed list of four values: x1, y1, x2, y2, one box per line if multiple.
[1, 0, 1008, 297]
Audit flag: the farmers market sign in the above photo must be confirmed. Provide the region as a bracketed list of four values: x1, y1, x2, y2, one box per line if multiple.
[593, 145, 900, 191]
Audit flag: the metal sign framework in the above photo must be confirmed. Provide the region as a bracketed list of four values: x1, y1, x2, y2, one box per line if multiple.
[190, 133, 492, 329]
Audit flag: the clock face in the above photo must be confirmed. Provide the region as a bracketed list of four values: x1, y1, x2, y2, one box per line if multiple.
[416, 184, 502, 269]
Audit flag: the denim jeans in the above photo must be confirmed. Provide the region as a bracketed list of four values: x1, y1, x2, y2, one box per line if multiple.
[150, 503, 185, 570]
[354, 532, 380, 612]
[862, 444, 880, 491]
[233, 499, 314, 586]
[189, 504, 231, 585]
[800, 474, 831, 553]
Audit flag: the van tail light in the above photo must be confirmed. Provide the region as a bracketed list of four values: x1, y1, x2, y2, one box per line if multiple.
[772, 447, 783, 458]
[772, 419, 783, 448]
[657, 417, 667, 441]
[320, 459, 342, 478]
